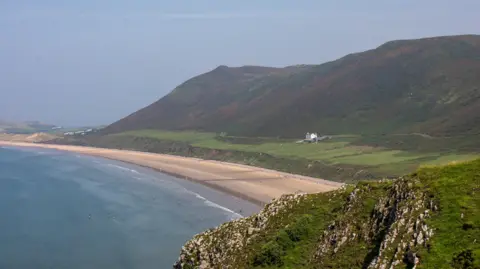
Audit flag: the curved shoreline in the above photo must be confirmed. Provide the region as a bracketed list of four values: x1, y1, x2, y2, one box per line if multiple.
[0, 141, 343, 205]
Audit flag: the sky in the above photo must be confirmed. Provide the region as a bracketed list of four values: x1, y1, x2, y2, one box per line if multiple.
[1, 1, 479, 126]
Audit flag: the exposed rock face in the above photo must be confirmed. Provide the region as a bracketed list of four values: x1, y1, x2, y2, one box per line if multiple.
[173, 193, 308, 268]
[171, 159, 480, 268]
[173, 175, 440, 269]
[314, 178, 435, 268]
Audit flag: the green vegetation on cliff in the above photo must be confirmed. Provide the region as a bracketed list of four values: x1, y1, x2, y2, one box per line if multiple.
[174, 159, 480, 268]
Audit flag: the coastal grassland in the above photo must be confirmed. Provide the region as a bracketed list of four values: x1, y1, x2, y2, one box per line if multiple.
[247, 183, 392, 269]
[243, 189, 353, 268]
[416, 161, 480, 267]
[112, 130, 478, 180]
[174, 159, 480, 268]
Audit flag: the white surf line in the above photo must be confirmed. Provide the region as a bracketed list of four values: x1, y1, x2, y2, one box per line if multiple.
[182, 188, 243, 218]
[106, 163, 141, 174]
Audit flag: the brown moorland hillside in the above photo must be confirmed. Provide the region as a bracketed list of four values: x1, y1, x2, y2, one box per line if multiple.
[104, 35, 480, 139]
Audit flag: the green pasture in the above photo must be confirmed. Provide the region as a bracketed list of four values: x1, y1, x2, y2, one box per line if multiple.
[115, 130, 478, 177]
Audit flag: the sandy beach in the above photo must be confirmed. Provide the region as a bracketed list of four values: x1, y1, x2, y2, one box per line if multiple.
[0, 141, 343, 205]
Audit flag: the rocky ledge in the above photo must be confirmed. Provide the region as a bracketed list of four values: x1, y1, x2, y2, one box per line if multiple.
[173, 159, 480, 268]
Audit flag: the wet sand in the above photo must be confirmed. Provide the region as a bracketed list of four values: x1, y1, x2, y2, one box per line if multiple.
[0, 141, 343, 205]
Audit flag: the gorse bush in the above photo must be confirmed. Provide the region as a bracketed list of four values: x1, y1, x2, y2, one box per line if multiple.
[285, 214, 313, 242]
[451, 250, 478, 269]
[253, 241, 285, 266]
[275, 230, 294, 250]
[253, 214, 313, 267]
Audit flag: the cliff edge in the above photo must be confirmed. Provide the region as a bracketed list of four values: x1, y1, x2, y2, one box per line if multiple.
[174, 159, 480, 268]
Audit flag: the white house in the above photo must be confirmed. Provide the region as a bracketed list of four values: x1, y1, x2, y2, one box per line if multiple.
[304, 132, 318, 142]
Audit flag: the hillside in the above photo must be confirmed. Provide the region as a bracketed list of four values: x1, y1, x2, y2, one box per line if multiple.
[173, 159, 480, 268]
[0, 133, 57, 143]
[104, 35, 480, 139]
[0, 120, 58, 134]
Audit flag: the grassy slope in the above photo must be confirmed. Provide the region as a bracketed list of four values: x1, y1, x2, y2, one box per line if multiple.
[418, 161, 480, 267]
[113, 130, 478, 179]
[175, 159, 480, 268]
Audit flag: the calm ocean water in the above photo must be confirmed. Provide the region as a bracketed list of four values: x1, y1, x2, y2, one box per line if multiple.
[0, 146, 258, 269]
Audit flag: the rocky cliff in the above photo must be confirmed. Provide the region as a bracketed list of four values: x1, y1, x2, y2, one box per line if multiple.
[173, 159, 480, 268]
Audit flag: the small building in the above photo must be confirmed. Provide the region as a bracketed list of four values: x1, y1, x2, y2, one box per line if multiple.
[302, 132, 319, 143]
[296, 132, 331, 144]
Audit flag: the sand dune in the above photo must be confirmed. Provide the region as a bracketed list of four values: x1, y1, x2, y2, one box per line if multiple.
[0, 141, 343, 205]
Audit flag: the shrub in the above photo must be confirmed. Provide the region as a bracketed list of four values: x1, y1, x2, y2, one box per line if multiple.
[462, 222, 475, 230]
[451, 249, 478, 269]
[252, 214, 313, 267]
[253, 241, 285, 266]
[276, 229, 294, 250]
[285, 214, 313, 242]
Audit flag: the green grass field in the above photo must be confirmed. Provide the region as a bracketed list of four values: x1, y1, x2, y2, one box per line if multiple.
[114, 130, 478, 178]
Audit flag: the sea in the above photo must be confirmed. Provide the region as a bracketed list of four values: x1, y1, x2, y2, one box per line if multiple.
[0, 146, 259, 269]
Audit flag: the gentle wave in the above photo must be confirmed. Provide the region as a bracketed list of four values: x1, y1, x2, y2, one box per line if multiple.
[106, 164, 141, 174]
[204, 200, 243, 220]
[91, 158, 243, 218]
[91, 160, 104, 165]
[186, 190, 243, 219]
[0, 149, 236, 268]
[33, 151, 54, 155]
[90, 159, 162, 183]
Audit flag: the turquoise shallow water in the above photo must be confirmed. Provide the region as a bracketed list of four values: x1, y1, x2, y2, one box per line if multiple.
[0, 146, 258, 269]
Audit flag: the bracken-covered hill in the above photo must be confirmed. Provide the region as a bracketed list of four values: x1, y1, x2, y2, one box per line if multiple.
[104, 35, 480, 138]
[173, 159, 480, 268]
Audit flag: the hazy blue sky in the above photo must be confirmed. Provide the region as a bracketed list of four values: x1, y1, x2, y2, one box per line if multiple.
[1, 1, 479, 126]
